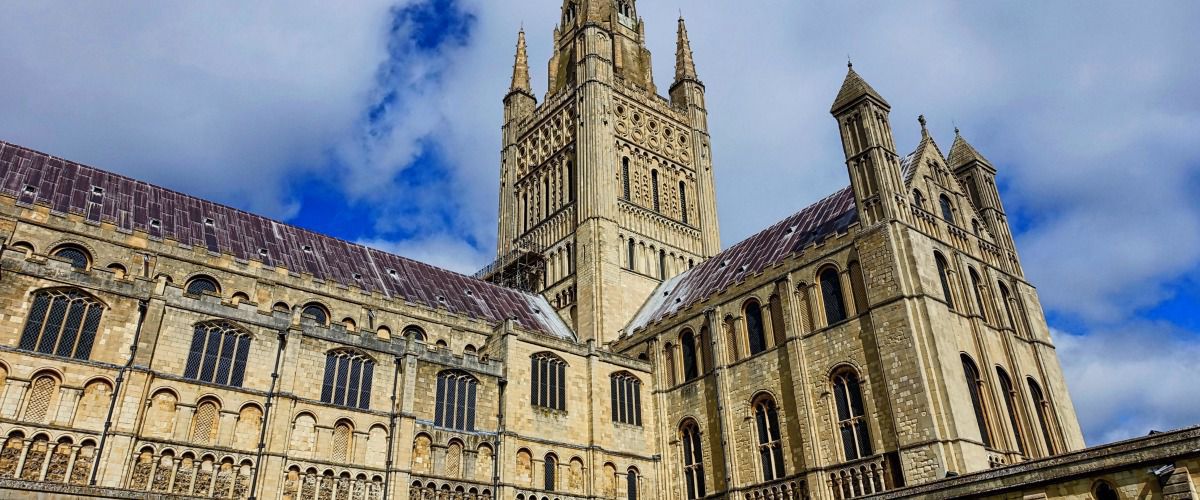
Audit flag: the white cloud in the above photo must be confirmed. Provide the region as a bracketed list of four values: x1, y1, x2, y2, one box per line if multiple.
[1057, 325, 1200, 444]
[3, 0, 1199, 444]
[0, 0, 401, 217]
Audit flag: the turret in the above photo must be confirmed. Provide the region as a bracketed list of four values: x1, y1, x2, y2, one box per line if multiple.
[670, 16, 720, 254]
[948, 128, 1021, 274]
[830, 63, 905, 226]
[498, 29, 537, 256]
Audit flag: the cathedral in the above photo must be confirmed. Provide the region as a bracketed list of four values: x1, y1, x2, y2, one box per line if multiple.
[0, 1, 1196, 499]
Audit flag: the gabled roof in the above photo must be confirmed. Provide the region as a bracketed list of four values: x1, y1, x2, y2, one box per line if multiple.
[0, 141, 574, 340]
[947, 132, 992, 170]
[626, 186, 858, 334]
[902, 126, 949, 186]
[831, 66, 889, 114]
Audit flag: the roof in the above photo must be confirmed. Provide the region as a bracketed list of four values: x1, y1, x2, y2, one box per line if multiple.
[947, 132, 991, 169]
[831, 66, 889, 113]
[626, 186, 858, 334]
[0, 141, 574, 340]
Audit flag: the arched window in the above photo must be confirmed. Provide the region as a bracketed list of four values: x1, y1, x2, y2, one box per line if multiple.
[331, 421, 353, 462]
[404, 326, 426, 342]
[622, 157, 631, 200]
[23, 374, 58, 423]
[1093, 480, 1120, 500]
[627, 467, 639, 500]
[651, 169, 660, 211]
[996, 367, 1027, 456]
[699, 325, 715, 373]
[768, 295, 786, 347]
[543, 177, 551, 219]
[658, 249, 667, 279]
[531, 352, 567, 411]
[522, 193, 529, 232]
[610, 372, 642, 426]
[663, 343, 677, 386]
[998, 282, 1017, 331]
[566, 161, 575, 202]
[961, 355, 992, 447]
[832, 368, 872, 460]
[753, 396, 786, 481]
[848, 260, 868, 313]
[19, 288, 104, 360]
[320, 350, 374, 410]
[969, 268, 989, 322]
[935, 252, 955, 309]
[544, 453, 557, 491]
[184, 321, 251, 387]
[444, 440, 463, 479]
[1027, 378, 1058, 455]
[51, 245, 90, 270]
[939, 195, 955, 224]
[820, 267, 848, 325]
[301, 303, 329, 326]
[190, 399, 220, 445]
[679, 181, 688, 224]
[680, 330, 699, 381]
[913, 189, 925, 208]
[185, 276, 220, 296]
[435, 370, 478, 431]
[680, 420, 705, 499]
[972, 219, 981, 236]
[626, 239, 636, 271]
[723, 316, 739, 363]
[744, 301, 767, 355]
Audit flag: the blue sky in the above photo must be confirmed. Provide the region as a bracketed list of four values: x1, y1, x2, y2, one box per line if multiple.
[1, 0, 1198, 445]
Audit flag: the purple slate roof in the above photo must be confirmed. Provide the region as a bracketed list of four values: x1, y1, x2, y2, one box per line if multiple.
[0, 141, 573, 339]
[626, 186, 858, 334]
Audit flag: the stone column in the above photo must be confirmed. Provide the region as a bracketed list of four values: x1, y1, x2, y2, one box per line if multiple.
[64, 445, 80, 484]
[54, 387, 82, 426]
[174, 406, 196, 441]
[1, 380, 29, 419]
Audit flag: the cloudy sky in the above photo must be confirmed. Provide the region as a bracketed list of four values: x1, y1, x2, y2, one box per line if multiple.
[1, 0, 1198, 445]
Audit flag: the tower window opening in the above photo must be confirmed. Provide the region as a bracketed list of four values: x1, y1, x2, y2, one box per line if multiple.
[651, 169, 660, 211]
[679, 181, 688, 224]
[940, 195, 955, 224]
[622, 157, 631, 200]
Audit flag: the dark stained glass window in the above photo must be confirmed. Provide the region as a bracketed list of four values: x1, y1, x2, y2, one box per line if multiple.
[19, 289, 103, 361]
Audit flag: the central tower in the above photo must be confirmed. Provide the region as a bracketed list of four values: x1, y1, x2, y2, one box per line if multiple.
[490, 0, 720, 344]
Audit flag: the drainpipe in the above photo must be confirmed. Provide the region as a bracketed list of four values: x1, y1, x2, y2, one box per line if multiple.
[494, 378, 507, 496]
[248, 330, 287, 500]
[91, 299, 148, 486]
[383, 355, 402, 500]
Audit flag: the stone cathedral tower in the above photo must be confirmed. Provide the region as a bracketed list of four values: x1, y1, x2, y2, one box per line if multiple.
[490, 0, 720, 344]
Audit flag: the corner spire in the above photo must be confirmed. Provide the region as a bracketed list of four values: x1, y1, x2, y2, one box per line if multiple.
[947, 128, 992, 169]
[830, 64, 889, 114]
[509, 29, 531, 94]
[674, 16, 698, 82]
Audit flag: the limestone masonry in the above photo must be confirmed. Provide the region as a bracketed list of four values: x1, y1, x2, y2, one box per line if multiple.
[0, 1, 1195, 499]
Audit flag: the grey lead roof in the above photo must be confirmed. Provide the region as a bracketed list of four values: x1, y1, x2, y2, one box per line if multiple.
[626, 186, 858, 334]
[0, 141, 574, 340]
